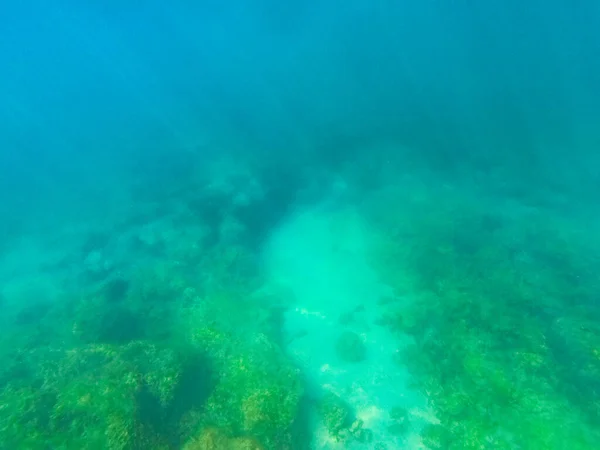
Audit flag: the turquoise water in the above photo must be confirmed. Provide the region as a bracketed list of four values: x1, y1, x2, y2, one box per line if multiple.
[1, 2, 600, 449]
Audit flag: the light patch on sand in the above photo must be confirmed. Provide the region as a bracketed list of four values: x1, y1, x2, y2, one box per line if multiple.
[263, 199, 434, 448]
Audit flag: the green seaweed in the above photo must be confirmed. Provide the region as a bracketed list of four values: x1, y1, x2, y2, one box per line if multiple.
[371, 193, 600, 449]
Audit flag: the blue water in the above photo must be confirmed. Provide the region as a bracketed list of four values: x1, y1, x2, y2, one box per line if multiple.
[1, 1, 600, 449]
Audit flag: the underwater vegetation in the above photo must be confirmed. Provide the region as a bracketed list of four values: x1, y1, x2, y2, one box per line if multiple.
[0, 162, 307, 450]
[2, 147, 600, 449]
[370, 183, 600, 449]
[0, 262, 303, 449]
[2, 0, 600, 446]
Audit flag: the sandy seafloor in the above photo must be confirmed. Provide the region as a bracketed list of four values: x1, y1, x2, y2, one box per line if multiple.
[1, 146, 600, 449]
[264, 201, 433, 449]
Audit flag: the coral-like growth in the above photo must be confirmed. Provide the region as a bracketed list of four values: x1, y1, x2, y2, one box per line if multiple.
[318, 392, 353, 441]
[190, 326, 303, 450]
[183, 427, 264, 450]
[370, 193, 600, 449]
[0, 154, 311, 450]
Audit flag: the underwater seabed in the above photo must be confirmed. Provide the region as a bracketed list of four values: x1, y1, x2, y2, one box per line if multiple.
[263, 201, 434, 449]
[1, 147, 600, 449]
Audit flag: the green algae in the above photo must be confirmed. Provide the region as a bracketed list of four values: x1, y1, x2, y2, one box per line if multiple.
[370, 191, 600, 449]
[0, 227, 304, 450]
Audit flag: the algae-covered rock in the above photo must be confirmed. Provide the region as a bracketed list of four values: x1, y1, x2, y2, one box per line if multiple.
[183, 427, 264, 450]
[190, 327, 303, 449]
[318, 392, 352, 441]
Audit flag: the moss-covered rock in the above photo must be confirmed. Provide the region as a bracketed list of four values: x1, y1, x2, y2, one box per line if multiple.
[318, 392, 352, 441]
[183, 426, 264, 450]
[188, 325, 303, 450]
[370, 193, 600, 449]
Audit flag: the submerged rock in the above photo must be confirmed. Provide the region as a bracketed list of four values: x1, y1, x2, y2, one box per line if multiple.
[335, 331, 367, 363]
